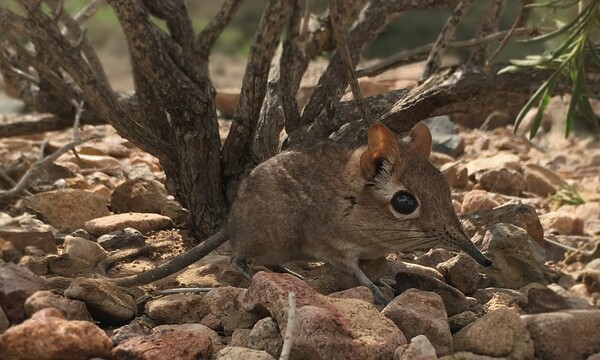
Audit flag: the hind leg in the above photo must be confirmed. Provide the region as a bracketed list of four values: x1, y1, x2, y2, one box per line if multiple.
[230, 257, 253, 280]
[265, 265, 304, 280]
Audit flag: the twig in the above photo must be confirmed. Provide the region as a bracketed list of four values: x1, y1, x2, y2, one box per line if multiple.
[279, 292, 296, 360]
[355, 28, 545, 78]
[300, 0, 314, 40]
[420, 0, 474, 81]
[0, 135, 99, 199]
[195, 0, 244, 59]
[329, 0, 371, 124]
[72, 100, 85, 142]
[73, 0, 105, 24]
[486, 2, 523, 65]
[468, 0, 506, 66]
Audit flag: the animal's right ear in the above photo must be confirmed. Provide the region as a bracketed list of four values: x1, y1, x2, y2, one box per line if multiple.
[360, 123, 399, 180]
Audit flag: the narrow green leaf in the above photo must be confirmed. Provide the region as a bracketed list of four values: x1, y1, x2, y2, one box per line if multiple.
[530, 84, 554, 138]
[514, 79, 552, 133]
[526, 0, 580, 8]
[525, 2, 594, 44]
[565, 70, 583, 137]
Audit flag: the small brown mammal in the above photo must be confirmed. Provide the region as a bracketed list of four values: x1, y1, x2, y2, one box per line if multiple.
[108, 123, 491, 305]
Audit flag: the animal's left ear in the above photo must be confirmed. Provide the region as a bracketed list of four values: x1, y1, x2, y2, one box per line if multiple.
[408, 123, 432, 158]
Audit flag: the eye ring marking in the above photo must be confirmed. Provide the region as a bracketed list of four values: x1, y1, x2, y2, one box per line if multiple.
[390, 191, 419, 215]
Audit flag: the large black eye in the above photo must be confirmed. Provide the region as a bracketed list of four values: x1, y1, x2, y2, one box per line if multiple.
[391, 191, 418, 214]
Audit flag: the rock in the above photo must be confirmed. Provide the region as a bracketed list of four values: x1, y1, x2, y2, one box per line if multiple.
[160, 199, 188, 225]
[438, 351, 507, 359]
[0, 308, 112, 360]
[416, 248, 455, 268]
[547, 283, 594, 310]
[461, 202, 544, 245]
[328, 286, 374, 303]
[248, 317, 282, 357]
[63, 153, 122, 170]
[429, 152, 455, 168]
[461, 190, 499, 213]
[587, 259, 600, 271]
[84, 213, 173, 236]
[477, 168, 526, 196]
[453, 199, 463, 214]
[0, 226, 57, 254]
[395, 271, 469, 316]
[110, 318, 154, 345]
[441, 162, 469, 189]
[242, 272, 406, 360]
[582, 270, 600, 293]
[0, 307, 8, 333]
[422, 116, 465, 157]
[453, 308, 533, 359]
[97, 228, 145, 250]
[112, 329, 213, 360]
[394, 334, 438, 360]
[153, 324, 222, 347]
[589, 354, 600, 360]
[215, 346, 275, 360]
[383, 289, 453, 356]
[78, 142, 132, 158]
[145, 293, 207, 324]
[64, 278, 136, 323]
[482, 292, 520, 313]
[0, 237, 21, 263]
[24, 290, 91, 321]
[465, 153, 521, 175]
[202, 287, 261, 335]
[393, 261, 445, 281]
[523, 163, 567, 197]
[523, 310, 600, 360]
[437, 254, 480, 295]
[521, 286, 569, 314]
[64, 236, 107, 265]
[110, 178, 169, 214]
[575, 202, 600, 236]
[230, 328, 252, 347]
[448, 311, 477, 333]
[26, 189, 109, 230]
[0, 262, 44, 323]
[540, 211, 584, 235]
[480, 224, 546, 289]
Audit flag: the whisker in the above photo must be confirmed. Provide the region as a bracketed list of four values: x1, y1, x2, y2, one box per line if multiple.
[341, 233, 440, 251]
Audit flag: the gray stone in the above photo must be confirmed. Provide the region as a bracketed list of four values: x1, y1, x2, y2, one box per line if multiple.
[0, 262, 44, 323]
[97, 228, 145, 250]
[523, 310, 600, 360]
[248, 317, 282, 358]
[437, 254, 480, 295]
[394, 335, 438, 360]
[422, 116, 464, 157]
[24, 290, 91, 321]
[65, 278, 136, 323]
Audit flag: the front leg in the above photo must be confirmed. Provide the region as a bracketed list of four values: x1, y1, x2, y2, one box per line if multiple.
[346, 261, 390, 306]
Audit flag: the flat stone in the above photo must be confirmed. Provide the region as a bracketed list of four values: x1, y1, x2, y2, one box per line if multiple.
[64, 236, 107, 266]
[0, 227, 57, 254]
[145, 293, 208, 324]
[0, 262, 44, 323]
[25, 290, 91, 321]
[26, 189, 109, 230]
[112, 329, 213, 360]
[85, 213, 173, 236]
[110, 178, 169, 214]
[0, 308, 112, 360]
[215, 346, 275, 360]
[64, 278, 136, 323]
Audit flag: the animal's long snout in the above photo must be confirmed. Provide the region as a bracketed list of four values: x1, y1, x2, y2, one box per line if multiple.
[458, 234, 493, 267]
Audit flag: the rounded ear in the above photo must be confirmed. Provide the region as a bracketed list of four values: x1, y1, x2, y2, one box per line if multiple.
[360, 123, 399, 178]
[408, 123, 432, 158]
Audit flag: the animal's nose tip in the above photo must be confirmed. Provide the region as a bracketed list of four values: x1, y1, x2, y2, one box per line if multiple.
[480, 257, 493, 267]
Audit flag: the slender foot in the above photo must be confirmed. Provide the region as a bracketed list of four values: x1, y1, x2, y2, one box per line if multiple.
[348, 262, 390, 306]
[265, 265, 305, 280]
[231, 257, 253, 280]
[374, 279, 396, 296]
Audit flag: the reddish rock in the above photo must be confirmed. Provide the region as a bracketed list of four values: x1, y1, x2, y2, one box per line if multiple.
[0, 227, 57, 254]
[462, 190, 499, 213]
[112, 329, 213, 360]
[0, 262, 44, 323]
[26, 189, 109, 230]
[383, 289, 453, 356]
[215, 346, 275, 360]
[0, 308, 112, 360]
[540, 211, 584, 235]
[201, 287, 261, 335]
[328, 286, 374, 303]
[110, 178, 169, 214]
[84, 212, 173, 236]
[145, 293, 208, 324]
[24, 290, 91, 321]
[242, 272, 406, 360]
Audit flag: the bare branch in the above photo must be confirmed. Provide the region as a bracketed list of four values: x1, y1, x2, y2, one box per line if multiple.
[221, 0, 294, 196]
[469, 0, 506, 66]
[0, 135, 99, 199]
[72, 100, 84, 141]
[420, 0, 474, 81]
[74, 0, 105, 24]
[195, 0, 244, 59]
[329, 0, 371, 124]
[279, 292, 297, 360]
[299, 0, 461, 130]
[487, 2, 524, 65]
[356, 27, 543, 78]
